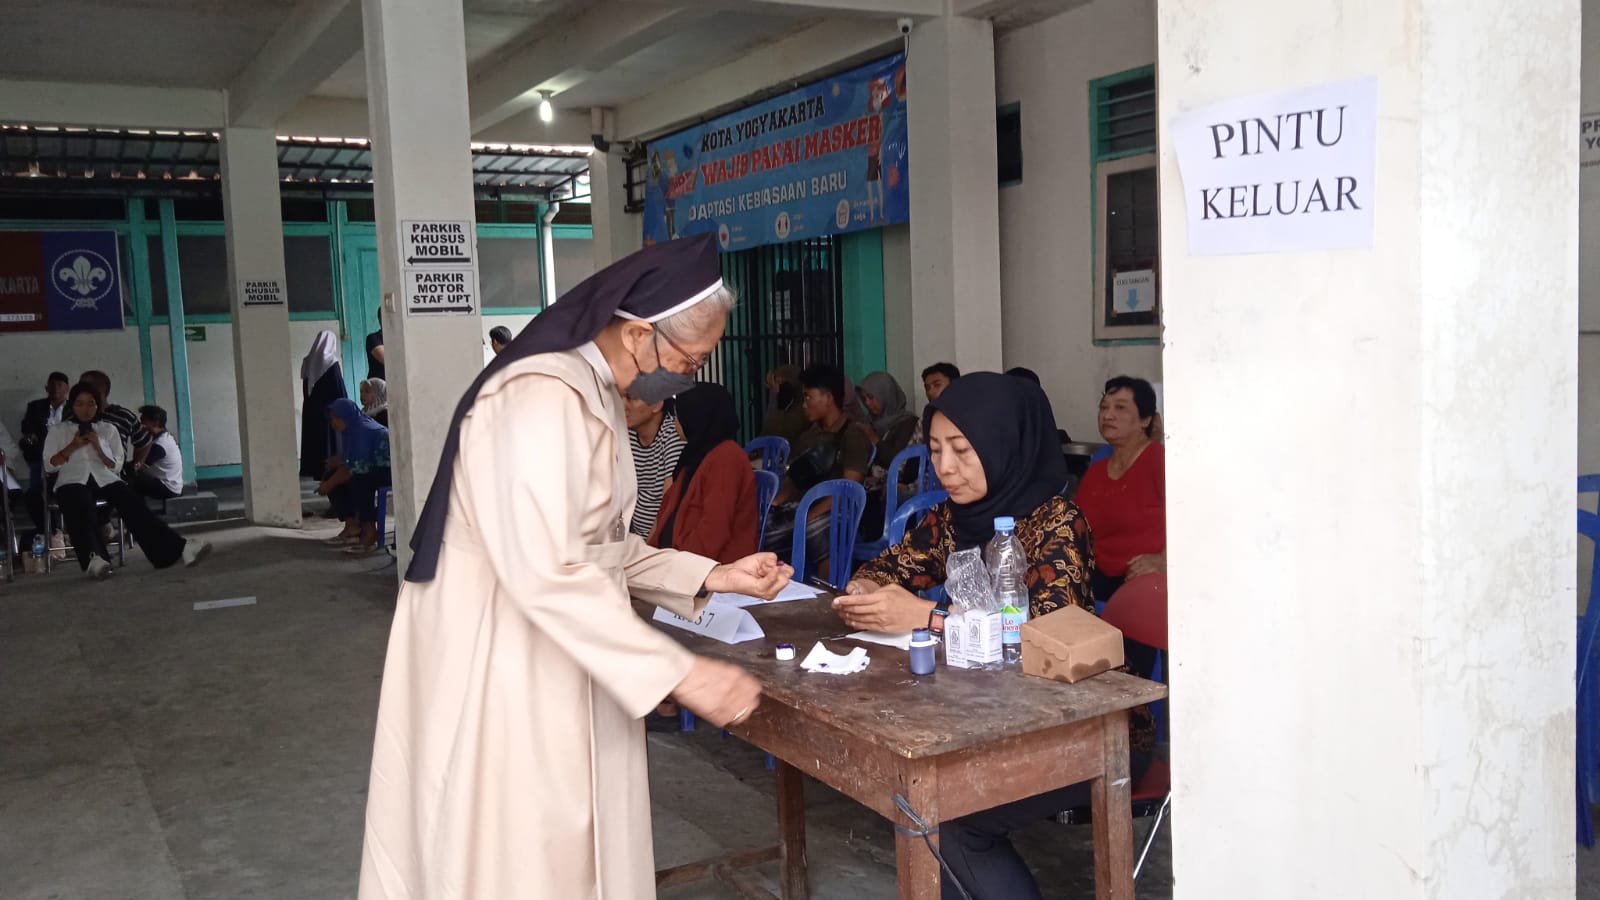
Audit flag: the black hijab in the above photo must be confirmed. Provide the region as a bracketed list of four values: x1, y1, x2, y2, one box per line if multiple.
[406, 233, 724, 582]
[655, 383, 740, 548]
[928, 372, 1068, 549]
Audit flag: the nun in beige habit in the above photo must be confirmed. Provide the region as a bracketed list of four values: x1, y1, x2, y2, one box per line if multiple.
[358, 234, 792, 900]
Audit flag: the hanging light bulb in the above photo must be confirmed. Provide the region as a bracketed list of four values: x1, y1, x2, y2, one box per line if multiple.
[538, 90, 554, 124]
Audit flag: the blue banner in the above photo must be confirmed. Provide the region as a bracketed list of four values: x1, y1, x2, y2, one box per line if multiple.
[643, 54, 909, 251]
[0, 230, 124, 333]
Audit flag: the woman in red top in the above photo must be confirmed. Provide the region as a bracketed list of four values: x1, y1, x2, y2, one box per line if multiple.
[648, 383, 759, 565]
[1073, 375, 1166, 605]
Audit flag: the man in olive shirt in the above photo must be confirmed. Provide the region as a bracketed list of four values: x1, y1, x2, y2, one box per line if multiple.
[766, 365, 873, 576]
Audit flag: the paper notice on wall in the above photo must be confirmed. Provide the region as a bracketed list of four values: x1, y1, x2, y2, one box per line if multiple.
[240, 278, 284, 306]
[1112, 269, 1155, 314]
[1171, 76, 1378, 255]
[1582, 111, 1600, 168]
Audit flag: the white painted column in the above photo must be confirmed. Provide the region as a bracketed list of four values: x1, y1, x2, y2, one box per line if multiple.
[587, 108, 641, 270]
[363, 0, 484, 571]
[906, 16, 1002, 375]
[1159, 2, 1577, 898]
[220, 127, 301, 527]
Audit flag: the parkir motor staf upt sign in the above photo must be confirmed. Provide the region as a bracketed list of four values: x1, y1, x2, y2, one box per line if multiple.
[401, 219, 478, 316]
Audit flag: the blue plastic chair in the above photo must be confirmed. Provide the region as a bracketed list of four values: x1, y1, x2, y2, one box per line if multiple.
[864, 443, 878, 474]
[790, 479, 867, 590]
[754, 470, 780, 550]
[1578, 475, 1600, 844]
[1090, 444, 1112, 464]
[375, 485, 396, 560]
[886, 488, 950, 547]
[745, 436, 790, 475]
[853, 445, 934, 565]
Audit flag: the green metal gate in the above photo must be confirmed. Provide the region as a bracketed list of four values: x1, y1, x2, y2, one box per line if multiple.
[709, 236, 845, 442]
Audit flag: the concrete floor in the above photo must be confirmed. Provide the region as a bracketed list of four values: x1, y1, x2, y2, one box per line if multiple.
[0, 519, 1592, 899]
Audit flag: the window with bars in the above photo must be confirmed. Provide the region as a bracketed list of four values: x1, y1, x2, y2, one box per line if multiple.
[1090, 67, 1160, 341]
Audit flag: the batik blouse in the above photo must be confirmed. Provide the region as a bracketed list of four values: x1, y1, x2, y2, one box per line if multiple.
[854, 493, 1155, 755]
[854, 494, 1095, 619]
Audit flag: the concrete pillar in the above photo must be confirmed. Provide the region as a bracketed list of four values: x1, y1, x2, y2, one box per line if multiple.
[363, 0, 484, 572]
[220, 127, 301, 527]
[1158, 1, 1577, 897]
[587, 108, 641, 270]
[906, 16, 1002, 375]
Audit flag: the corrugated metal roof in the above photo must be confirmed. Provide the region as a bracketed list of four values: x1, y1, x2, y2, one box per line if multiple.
[0, 125, 589, 193]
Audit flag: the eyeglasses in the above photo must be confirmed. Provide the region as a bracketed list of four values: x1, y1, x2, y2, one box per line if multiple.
[654, 329, 713, 372]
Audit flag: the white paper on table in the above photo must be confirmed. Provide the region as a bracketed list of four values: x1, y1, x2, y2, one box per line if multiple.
[713, 579, 821, 609]
[652, 597, 765, 644]
[846, 630, 914, 651]
[800, 641, 870, 674]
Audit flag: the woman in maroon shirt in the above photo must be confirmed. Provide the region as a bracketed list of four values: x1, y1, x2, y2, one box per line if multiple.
[648, 383, 759, 565]
[1073, 375, 1166, 606]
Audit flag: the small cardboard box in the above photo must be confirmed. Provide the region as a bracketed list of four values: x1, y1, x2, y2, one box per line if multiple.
[1021, 605, 1124, 684]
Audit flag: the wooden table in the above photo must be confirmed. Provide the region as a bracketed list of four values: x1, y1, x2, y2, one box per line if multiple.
[647, 595, 1167, 900]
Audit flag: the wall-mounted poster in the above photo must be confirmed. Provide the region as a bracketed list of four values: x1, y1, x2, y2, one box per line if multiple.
[0, 230, 124, 333]
[643, 53, 909, 251]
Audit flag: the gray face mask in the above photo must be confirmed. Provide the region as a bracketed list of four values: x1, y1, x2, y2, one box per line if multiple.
[627, 333, 697, 404]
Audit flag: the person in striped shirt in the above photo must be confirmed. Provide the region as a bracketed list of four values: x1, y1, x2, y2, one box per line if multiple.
[625, 391, 683, 538]
[79, 370, 152, 473]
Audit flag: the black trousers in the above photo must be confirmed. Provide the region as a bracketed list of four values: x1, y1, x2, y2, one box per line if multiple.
[55, 479, 186, 571]
[939, 753, 1154, 900]
[349, 469, 391, 525]
[129, 470, 181, 501]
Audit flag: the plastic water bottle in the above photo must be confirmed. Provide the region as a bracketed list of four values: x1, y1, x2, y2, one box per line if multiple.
[33, 533, 47, 566]
[987, 516, 1030, 666]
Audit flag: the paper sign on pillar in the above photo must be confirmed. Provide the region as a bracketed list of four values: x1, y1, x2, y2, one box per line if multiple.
[1171, 76, 1378, 255]
[401, 219, 478, 316]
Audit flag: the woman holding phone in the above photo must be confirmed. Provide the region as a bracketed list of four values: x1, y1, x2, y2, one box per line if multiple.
[45, 382, 208, 579]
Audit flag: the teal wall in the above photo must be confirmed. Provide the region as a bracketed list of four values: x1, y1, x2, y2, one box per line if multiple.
[840, 229, 888, 379]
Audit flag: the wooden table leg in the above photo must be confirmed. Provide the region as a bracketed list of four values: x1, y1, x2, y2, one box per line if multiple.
[1090, 710, 1135, 900]
[775, 759, 810, 900]
[894, 760, 941, 900]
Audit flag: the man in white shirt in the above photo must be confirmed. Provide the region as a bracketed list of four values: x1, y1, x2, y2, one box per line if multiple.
[130, 406, 183, 501]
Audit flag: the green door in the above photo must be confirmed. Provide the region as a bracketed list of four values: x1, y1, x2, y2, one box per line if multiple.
[340, 234, 382, 397]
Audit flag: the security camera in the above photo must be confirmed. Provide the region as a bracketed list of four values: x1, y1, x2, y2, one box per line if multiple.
[897, 17, 913, 35]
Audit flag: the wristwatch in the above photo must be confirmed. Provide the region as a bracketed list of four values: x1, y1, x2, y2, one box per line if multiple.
[927, 597, 951, 636]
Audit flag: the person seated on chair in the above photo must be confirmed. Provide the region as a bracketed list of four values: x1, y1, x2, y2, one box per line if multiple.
[360, 377, 389, 428]
[834, 371, 1152, 900]
[647, 383, 758, 565]
[317, 399, 392, 554]
[19, 371, 69, 540]
[45, 383, 210, 580]
[129, 405, 183, 501]
[626, 391, 683, 539]
[759, 364, 809, 444]
[79, 370, 153, 474]
[1072, 376, 1165, 603]
[857, 371, 918, 470]
[910, 362, 962, 446]
[764, 364, 873, 574]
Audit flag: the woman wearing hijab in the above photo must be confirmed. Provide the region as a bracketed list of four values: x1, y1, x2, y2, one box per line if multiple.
[857, 370, 918, 466]
[647, 383, 758, 565]
[759, 363, 808, 442]
[45, 382, 209, 579]
[317, 399, 391, 553]
[358, 234, 792, 900]
[835, 372, 1149, 900]
[299, 329, 347, 481]
[359, 378, 389, 428]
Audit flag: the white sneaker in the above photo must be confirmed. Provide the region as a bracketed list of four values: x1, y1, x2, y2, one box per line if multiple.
[182, 540, 212, 568]
[87, 557, 113, 581]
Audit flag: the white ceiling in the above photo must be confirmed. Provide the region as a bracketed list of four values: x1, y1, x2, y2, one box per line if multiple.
[0, 0, 296, 88]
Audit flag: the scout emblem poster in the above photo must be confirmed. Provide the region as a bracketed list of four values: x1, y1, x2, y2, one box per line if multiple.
[0, 230, 125, 332]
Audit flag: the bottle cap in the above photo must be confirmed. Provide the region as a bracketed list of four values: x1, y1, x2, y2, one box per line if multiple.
[775, 643, 795, 661]
[993, 516, 1015, 531]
